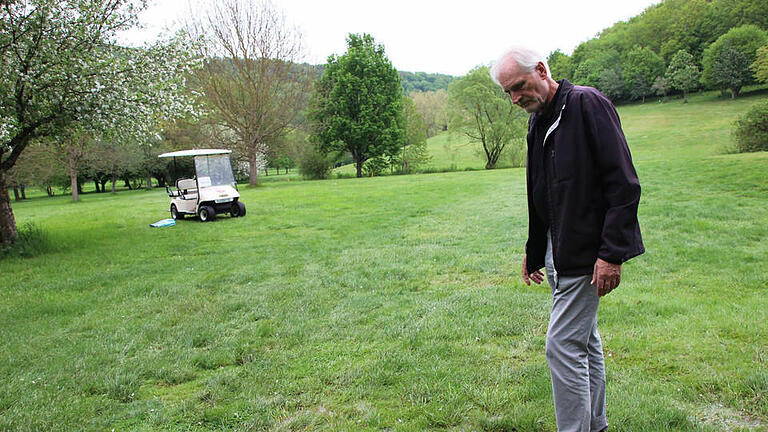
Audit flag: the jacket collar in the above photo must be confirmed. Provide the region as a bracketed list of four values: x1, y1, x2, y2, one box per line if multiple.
[533, 79, 573, 124]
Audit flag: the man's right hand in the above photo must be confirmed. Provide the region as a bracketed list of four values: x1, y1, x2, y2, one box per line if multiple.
[522, 254, 544, 286]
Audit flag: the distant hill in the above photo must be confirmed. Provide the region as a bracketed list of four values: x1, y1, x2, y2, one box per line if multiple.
[550, 0, 768, 102]
[304, 63, 456, 93]
[398, 71, 456, 93]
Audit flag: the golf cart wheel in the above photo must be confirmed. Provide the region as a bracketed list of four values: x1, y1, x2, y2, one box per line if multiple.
[199, 205, 216, 222]
[171, 204, 182, 220]
[231, 201, 246, 218]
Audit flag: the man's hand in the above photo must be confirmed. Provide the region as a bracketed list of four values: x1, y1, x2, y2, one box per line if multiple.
[591, 258, 622, 296]
[522, 254, 544, 286]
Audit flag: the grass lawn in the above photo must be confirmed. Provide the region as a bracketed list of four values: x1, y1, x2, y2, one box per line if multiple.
[332, 120, 516, 177]
[1, 90, 767, 431]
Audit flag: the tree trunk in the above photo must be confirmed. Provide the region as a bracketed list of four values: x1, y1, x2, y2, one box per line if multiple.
[146, 172, 152, 190]
[12, 184, 20, 201]
[356, 159, 363, 178]
[20, 184, 26, 200]
[70, 167, 79, 202]
[101, 178, 109, 192]
[248, 157, 259, 186]
[402, 142, 408, 174]
[111, 174, 117, 193]
[730, 88, 739, 99]
[0, 169, 19, 246]
[46, 186, 53, 197]
[124, 178, 132, 190]
[94, 178, 101, 193]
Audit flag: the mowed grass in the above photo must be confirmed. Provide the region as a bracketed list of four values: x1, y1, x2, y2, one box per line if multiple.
[333, 126, 512, 176]
[1, 90, 767, 431]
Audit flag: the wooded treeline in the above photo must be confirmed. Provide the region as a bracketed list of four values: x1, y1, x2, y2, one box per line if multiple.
[550, 0, 768, 102]
[399, 71, 455, 93]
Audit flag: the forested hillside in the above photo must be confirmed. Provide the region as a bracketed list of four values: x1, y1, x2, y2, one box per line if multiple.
[303, 65, 455, 93]
[399, 71, 455, 93]
[549, 0, 768, 102]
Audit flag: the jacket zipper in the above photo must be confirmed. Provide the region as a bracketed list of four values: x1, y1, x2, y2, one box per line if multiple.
[542, 103, 566, 148]
[542, 103, 566, 271]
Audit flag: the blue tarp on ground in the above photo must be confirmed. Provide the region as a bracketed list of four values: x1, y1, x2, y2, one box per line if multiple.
[149, 218, 176, 228]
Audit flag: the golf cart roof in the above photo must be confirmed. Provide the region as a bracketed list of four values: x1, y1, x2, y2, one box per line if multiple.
[158, 149, 232, 158]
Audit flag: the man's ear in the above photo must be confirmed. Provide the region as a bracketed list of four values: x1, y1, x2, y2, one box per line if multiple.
[536, 62, 548, 78]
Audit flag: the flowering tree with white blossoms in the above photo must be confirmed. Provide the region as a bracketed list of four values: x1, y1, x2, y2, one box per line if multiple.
[0, 0, 199, 245]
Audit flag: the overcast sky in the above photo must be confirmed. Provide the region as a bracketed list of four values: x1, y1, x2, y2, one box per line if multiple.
[119, 0, 660, 76]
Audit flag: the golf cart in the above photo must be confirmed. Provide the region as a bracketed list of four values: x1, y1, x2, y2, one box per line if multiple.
[158, 149, 246, 222]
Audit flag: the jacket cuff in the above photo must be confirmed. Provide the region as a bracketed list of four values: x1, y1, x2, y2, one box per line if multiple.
[597, 252, 623, 265]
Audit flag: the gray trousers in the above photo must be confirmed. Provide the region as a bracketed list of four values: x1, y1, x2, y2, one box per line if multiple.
[545, 233, 608, 432]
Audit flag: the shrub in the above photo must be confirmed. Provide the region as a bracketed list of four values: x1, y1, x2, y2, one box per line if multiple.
[297, 147, 334, 180]
[732, 101, 768, 153]
[362, 157, 389, 177]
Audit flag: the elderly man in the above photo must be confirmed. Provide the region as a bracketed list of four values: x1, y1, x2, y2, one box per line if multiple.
[490, 47, 644, 432]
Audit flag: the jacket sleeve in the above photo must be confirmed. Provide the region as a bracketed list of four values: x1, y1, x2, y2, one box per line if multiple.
[525, 180, 548, 274]
[580, 89, 644, 264]
[524, 115, 547, 274]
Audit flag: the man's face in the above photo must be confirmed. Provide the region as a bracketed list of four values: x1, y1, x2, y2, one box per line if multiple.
[497, 60, 550, 113]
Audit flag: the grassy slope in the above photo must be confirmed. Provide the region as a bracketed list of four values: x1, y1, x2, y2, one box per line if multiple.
[1, 90, 767, 431]
[333, 126, 501, 176]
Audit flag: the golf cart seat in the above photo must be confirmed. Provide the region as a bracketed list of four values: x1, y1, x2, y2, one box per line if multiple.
[176, 178, 198, 199]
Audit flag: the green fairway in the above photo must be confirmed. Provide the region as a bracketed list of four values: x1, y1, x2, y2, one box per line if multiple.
[2, 90, 767, 431]
[333, 120, 515, 176]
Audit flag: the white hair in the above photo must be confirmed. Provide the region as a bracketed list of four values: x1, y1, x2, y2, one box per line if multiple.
[489, 46, 551, 86]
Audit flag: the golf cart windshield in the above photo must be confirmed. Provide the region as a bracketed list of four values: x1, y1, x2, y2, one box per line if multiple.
[195, 154, 235, 187]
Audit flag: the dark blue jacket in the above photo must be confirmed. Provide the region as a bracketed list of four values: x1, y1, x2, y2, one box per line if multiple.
[525, 80, 644, 276]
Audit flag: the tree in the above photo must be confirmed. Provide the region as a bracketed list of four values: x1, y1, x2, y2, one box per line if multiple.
[701, 25, 768, 97]
[261, 131, 301, 175]
[189, 0, 311, 186]
[573, 58, 607, 89]
[666, 50, 701, 103]
[448, 66, 527, 170]
[85, 139, 138, 193]
[598, 68, 625, 101]
[310, 33, 405, 178]
[651, 76, 670, 101]
[548, 50, 575, 81]
[752, 46, 768, 83]
[712, 48, 753, 98]
[53, 126, 91, 202]
[0, 0, 196, 245]
[400, 96, 430, 173]
[410, 89, 449, 138]
[573, 49, 621, 90]
[622, 46, 665, 103]
[7, 141, 65, 198]
[399, 71, 455, 93]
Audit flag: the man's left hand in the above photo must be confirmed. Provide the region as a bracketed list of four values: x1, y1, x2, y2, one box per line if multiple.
[591, 258, 622, 296]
